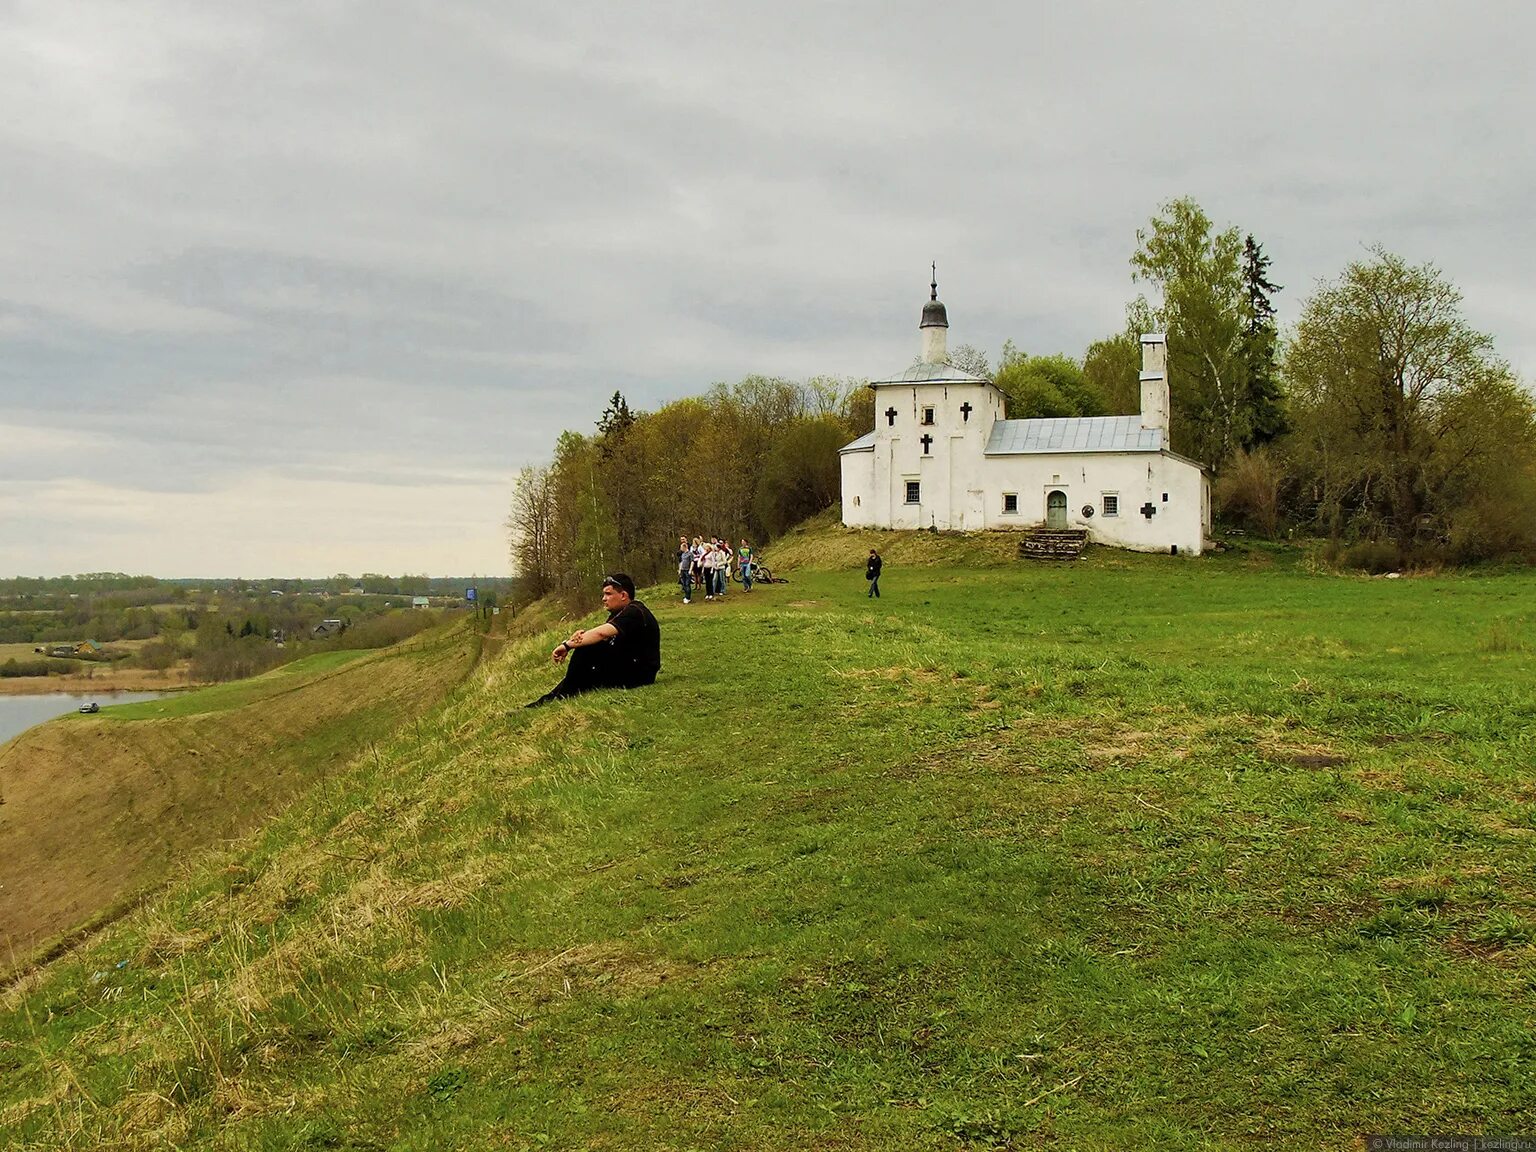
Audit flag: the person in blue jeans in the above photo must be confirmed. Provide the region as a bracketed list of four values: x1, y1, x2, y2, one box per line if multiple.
[738, 539, 754, 591]
[677, 536, 693, 603]
[865, 549, 882, 597]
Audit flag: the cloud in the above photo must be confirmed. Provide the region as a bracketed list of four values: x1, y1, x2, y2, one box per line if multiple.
[2, 0, 1533, 573]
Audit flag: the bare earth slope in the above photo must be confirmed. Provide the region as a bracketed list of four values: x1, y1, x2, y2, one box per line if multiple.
[0, 624, 479, 974]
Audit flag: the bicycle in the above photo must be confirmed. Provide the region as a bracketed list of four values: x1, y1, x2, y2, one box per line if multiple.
[735, 562, 787, 585]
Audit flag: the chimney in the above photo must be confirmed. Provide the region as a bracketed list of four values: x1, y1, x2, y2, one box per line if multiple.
[1139, 333, 1169, 440]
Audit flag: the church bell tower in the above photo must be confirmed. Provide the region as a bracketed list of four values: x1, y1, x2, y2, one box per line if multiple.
[920, 264, 948, 364]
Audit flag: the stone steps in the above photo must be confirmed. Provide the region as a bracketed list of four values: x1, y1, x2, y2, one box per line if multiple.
[1018, 528, 1088, 560]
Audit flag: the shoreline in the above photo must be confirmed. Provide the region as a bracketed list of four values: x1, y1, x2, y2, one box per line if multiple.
[0, 674, 197, 697]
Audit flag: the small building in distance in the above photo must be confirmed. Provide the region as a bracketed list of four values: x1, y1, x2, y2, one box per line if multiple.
[838, 277, 1210, 555]
[411, 597, 430, 610]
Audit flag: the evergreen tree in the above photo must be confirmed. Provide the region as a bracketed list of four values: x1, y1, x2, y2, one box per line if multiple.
[1239, 235, 1287, 447]
[596, 391, 635, 459]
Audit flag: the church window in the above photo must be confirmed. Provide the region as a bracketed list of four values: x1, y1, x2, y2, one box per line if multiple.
[1102, 494, 1119, 517]
[905, 481, 921, 504]
[1002, 492, 1018, 514]
[921, 406, 935, 426]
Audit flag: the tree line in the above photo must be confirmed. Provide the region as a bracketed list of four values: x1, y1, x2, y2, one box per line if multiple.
[511, 199, 1536, 592]
[1110, 199, 1536, 566]
[509, 379, 874, 602]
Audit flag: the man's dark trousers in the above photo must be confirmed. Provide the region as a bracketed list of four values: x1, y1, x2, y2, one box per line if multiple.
[530, 643, 655, 706]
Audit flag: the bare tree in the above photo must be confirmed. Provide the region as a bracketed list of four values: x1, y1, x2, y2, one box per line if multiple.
[507, 465, 555, 600]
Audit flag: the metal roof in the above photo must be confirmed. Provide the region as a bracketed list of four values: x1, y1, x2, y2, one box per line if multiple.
[839, 431, 876, 453]
[985, 415, 1165, 455]
[870, 360, 993, 386]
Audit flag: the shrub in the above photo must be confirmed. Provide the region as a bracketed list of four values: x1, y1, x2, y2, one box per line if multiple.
[1334, 540, 1402, 574]
[0, 657, 55, 678]
[136, 640, 179, 671]
[1215, 447, 1286, 537]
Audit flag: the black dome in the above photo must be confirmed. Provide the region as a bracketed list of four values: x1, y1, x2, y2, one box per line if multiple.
[920, 298, 948, 329]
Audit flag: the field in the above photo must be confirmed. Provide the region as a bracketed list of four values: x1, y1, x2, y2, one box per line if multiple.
[0, 638, 197, 695]
[1, 537, 1533, 1149]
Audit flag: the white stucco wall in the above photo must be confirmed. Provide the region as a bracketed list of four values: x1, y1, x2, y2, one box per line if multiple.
[840, 449, 874, 527]
[863, 380, 1006, 531]
[979, 452, 1208, 555]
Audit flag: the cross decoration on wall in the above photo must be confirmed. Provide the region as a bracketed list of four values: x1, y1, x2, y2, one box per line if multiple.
[920, 434, 933, 455]
[885, 407, 898, 427]
[960, 402, 972, 422]
[1140, 502, 1158, 519]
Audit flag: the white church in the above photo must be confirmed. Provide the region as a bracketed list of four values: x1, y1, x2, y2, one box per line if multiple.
[839, 279, 1211, 555]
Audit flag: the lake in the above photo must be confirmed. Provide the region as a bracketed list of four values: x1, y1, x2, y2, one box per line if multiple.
[0, 691, 181, 746]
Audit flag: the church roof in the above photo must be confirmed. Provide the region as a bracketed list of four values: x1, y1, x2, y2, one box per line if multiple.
[839, 431, 875, 454]
[985, 415, 1165, 455]
[871, 360, 992, 386]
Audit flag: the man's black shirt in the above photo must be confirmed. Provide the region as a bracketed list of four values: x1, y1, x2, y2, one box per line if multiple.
[608, 600, 661, 682]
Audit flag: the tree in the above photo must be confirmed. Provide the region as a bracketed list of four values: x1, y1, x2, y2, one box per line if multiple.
[753, 417, 846, 536]
[838, 379, 875, 441]
[595, 391, 635, 457]
[1239, 235, 1287, 447]
[994, 353, 1105, 419]
[1081, 331, 1143, 415]
[1130, 198, 1247, 465]
[946, 343, 991, 378]
[549, 431, 619, 600]
[507, 465, 556, 600]
[1284, 248, 1533, 559]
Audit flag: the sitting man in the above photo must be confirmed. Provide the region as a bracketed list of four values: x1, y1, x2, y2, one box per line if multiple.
[526, 573, 661, 707]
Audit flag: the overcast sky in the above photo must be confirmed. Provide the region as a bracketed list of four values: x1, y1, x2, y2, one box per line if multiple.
[2, 1, 1532, 577]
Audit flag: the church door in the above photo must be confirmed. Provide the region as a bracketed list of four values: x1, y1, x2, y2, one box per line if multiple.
[1046, 489, 1068, 529]
[966, 489, 985, 530]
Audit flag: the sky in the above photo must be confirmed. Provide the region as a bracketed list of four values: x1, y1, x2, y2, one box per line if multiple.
[3, 1, 1533, 578]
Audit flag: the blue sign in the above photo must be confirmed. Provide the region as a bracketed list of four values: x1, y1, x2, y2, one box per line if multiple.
[465, 587, 477, 602]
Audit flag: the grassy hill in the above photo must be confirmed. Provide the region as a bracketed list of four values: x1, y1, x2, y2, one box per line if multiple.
[0, 622, 481, 979]
[2, 534, 1534, 1149]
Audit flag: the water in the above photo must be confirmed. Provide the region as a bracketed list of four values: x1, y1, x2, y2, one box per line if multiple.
[0, 691, 180, 746]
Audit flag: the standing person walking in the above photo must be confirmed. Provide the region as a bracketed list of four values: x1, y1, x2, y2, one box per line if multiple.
[737, 538, 754, 591]
[865, 548, 882, 598]
[677, 535, 694, 603]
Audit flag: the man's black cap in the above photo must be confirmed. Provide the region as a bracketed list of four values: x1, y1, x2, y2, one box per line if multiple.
[602, 572, 637, 598]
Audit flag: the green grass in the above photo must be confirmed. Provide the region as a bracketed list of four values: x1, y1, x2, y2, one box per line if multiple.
[2, 540, 1533, 1149]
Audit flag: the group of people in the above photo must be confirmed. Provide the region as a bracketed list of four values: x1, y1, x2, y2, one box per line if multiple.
[677, 535, 754, 603]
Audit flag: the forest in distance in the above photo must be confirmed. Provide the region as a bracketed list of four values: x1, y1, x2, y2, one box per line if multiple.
[510, 198, 1536, 604]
